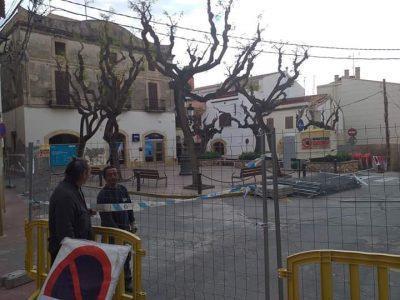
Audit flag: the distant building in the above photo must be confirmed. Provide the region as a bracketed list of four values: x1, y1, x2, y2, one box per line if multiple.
[194, 72, 307, 157]
[1, 9, 177, 165]
[317, 68, 400, 168]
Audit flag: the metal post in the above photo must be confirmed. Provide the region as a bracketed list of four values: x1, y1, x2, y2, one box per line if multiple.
[28, 142, 34, 221]
[0, 63, 4, 235]
[197, 172, 202, 195]
[136, 173, 141, 192]
[0, 130, 3, 236]
[271, 129, 284, 300]
[260, 131, 270, 300]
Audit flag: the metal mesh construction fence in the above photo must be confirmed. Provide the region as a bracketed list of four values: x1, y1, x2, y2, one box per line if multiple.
[24, 125, 400, 299]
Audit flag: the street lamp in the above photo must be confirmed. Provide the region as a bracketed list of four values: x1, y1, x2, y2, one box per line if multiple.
[186, 103, 195, 125]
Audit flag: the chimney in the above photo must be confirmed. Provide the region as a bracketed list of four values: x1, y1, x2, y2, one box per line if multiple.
[334, 75, 339, 82]
[344, 69, 350, 78]
[355, 67, 360, 79]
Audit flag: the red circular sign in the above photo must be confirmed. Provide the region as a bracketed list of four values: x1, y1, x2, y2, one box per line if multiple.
[348, 128, 357, 137]
[302, 138, 311, 149]
[44, 245, 112, 299]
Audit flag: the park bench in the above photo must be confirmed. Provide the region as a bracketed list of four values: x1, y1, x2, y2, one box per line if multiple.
[231, 166, 262, 185]
[133, 168, 168, 187]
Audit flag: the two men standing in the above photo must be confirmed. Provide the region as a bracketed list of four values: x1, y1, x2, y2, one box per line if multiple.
[49, 162, 136, 292]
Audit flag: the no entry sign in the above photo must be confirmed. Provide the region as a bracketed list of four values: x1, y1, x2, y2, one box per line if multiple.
[40, 238, 130, 300]
[348, 128, 357, 137]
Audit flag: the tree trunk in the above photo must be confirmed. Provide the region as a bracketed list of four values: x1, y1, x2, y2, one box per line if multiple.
[254, 135, 262, 154]
[77, 139, 87, 158]
[104, 118, 121, 175]
[174, 87, 200, 186]
[266, 130, 282, 177]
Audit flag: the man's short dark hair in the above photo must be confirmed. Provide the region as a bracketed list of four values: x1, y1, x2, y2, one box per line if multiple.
[103, 165, 117, 179]
[65, 157, 89, 183]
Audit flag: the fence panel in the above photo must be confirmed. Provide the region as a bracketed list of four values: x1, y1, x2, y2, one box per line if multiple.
[25, 124, 400, 299]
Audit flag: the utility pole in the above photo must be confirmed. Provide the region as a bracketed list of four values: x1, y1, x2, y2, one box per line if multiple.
[383, 79, 391, 170]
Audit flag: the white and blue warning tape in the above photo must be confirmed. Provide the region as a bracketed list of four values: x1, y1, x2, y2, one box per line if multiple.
[27, 184, 258, 213]
[92, 184, 258, 212]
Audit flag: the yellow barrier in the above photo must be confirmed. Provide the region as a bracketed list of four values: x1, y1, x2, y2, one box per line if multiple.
[278, 250, 400, 300]
[25, 219, 146, 300]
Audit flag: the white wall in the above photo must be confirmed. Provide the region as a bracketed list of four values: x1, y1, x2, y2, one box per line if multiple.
[205, 95, 257, 157]
[22, 107, 177, 162]
[318, 79, 400, 145]
[199, 73, 305, 157]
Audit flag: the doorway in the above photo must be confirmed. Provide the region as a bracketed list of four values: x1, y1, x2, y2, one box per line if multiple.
[145, 133, 164, 162]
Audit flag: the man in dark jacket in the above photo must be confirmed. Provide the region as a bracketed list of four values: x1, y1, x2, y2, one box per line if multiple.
[48, 158, 93, 264]
[97, 166, 136, 291]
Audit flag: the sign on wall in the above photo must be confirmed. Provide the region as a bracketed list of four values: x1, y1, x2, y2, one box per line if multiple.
[300, 130, 331, 150]
[0, 122, 6, 139]
[50, 144, 77, 167]
[132, 134, 140, 142]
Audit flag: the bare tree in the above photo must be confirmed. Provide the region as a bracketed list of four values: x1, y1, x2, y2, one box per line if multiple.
[192, 114, 223, 155]
[217, 103, 263, 153]
[97, 23, 143, 170]
[297, 101, 341, 131]
[1, 1, 43, 115]
[234, 49, 308, 175]
[133, 0, 261, 187]
[57, 44, 107, 157]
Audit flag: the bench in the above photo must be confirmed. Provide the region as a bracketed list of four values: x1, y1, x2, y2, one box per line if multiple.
[231, 166, 262, 185]
[133, 168, 168, 187]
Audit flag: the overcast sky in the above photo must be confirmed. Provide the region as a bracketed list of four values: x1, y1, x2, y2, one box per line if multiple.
[5, 0, 400, 94]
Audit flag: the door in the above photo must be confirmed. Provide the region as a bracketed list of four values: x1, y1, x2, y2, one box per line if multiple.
[145, 133, 164, 162]
[148, 82, 158, 110]
[283, 136, 296, 170]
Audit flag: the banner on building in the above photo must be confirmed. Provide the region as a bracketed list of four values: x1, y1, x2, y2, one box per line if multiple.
[39, 238, 130, 300]
[300, 129, 331, 150]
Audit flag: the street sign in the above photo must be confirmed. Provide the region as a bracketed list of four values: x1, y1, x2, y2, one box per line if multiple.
[0, 122, 6, 139]
[296, 119, 305, 131]
[348, 128, 357, 137]
[132, 134, 140, 142]
[348, 136, 357, 146]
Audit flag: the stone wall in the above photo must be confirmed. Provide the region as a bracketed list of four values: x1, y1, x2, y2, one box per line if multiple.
[307, 160, 359, 173]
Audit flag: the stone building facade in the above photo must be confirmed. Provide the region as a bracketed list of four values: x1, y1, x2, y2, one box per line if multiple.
[1, 9, 177, 165]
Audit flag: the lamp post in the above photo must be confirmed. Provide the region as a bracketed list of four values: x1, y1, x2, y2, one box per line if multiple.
[179, 103, 195, 176]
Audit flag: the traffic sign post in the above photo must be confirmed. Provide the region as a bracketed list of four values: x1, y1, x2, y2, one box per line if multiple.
[296, 119, 305, 132]
[348, 128, 357, 137]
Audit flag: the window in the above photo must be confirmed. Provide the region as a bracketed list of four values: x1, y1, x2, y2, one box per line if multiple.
[55, 41, 66, 56]
[285, 116, 294, 129]
[55, 71, 70, 105]
[148, 60, 156, 71]
[266, 118, 274, 128]
[219, 113, 232, 127]
[147, 82, 159, 109]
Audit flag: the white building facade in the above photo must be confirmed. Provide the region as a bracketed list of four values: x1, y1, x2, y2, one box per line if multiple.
[194, 73, 306, 157]
[317, 68, 400, 169]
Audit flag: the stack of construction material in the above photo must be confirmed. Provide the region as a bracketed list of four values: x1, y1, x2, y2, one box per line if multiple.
[253, 183, 294, 199]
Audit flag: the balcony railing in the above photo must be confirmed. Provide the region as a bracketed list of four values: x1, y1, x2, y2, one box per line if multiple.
[48, 99, 74, 108]
[145, 98, 167, 112]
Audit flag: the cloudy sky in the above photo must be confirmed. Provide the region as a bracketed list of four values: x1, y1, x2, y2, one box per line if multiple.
[4, 0, 400, 94]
